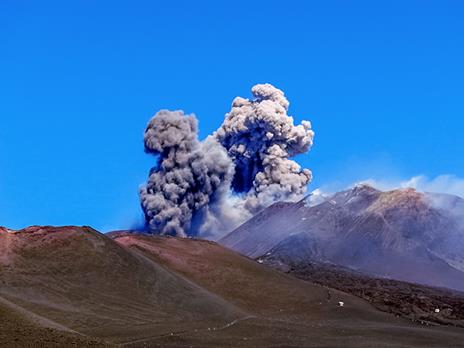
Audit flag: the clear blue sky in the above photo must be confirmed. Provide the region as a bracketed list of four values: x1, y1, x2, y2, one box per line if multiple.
[1, 1, 463, 231]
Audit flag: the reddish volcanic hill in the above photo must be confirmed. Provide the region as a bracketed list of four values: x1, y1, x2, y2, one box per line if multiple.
[220, 185, 464, 291]
[0, 226, 464, 347]
[0, 226, 242, 346]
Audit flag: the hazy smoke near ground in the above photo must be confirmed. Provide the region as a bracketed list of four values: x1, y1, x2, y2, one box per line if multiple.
[140, 84, 314, 238]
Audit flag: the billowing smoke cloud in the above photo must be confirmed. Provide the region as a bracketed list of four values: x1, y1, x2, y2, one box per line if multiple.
[215, 83, 314, 212]
[140, 84, 314, 238]
[140, 110, 234, 237]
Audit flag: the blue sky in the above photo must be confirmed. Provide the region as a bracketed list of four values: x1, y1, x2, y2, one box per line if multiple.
[1, 1, 463, 231]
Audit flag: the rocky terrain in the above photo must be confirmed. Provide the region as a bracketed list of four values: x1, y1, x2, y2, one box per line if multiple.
[1, 226, 464, 347]
[220, 184, 464, 291]
[260, 255, 464, 328]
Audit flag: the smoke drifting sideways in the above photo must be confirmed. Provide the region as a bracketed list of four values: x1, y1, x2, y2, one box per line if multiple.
[140, 84, 315, 239]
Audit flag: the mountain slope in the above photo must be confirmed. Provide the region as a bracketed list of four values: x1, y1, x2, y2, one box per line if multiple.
[261, 255, 464, 328]
[1, 226, 464, 347]
[0, 298, 109, 347]
[220, 185, 464, 291]
[0, 226, 242, 345]
[111, 232, 464, 347]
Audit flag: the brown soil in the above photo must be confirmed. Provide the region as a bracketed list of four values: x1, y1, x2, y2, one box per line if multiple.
[113, 232, 464, 347]
[0, 300, 110, 347]
[1, 227, 464, 347]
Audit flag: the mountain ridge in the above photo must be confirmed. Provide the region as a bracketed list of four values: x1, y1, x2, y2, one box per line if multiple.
[220, 185, 464, 291]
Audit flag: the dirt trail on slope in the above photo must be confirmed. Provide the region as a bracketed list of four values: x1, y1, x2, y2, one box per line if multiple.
[120, 315, 257, 346]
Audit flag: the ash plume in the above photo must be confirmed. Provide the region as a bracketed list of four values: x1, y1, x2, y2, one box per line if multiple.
[215, 83, 314, 212]
[140, 84, 315, 238]
[140, 110, 234, 237]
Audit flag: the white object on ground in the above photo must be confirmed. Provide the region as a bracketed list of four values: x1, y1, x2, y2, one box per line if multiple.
[338, 301, 344, 307]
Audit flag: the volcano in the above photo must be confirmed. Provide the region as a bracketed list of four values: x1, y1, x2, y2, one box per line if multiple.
[220, 184, 464, 291]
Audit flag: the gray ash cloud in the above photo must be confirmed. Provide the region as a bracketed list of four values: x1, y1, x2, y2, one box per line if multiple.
[140, 84, 314, 238]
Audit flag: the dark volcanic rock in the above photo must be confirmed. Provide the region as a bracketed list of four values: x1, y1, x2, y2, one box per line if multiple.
[261, 256, 464, 328]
